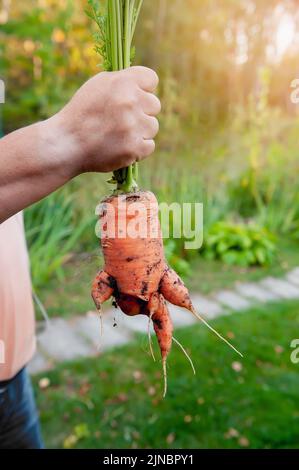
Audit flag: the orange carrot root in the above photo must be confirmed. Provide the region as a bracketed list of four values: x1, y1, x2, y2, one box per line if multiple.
[160, 267, 243, 357]
[147, 311, 156, 362]
[160, 267, 193, 311]
[149, 293, 173, 397]
[190, 306, 243, 358]
[91, 270, 114, 310]
[162, 358, 167, 398]
[91, 191, 243, 397]
[172, 336, 196, 375]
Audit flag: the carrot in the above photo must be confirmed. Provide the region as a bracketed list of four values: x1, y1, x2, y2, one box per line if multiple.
[88, 1, 243, 396]
[92, 191, 243, 396]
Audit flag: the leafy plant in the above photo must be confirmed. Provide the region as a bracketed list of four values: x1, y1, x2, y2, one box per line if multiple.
[163, 239, 191, 278]
[24, 190, 92, 289]
[202, 221, 277, 267]
[63, 423, 90, 449]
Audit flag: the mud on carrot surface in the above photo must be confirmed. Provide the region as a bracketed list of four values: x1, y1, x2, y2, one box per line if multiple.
[92, 191, 242, 396]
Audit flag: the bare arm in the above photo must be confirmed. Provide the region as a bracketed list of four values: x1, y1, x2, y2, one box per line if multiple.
[0, 66, 161, 223]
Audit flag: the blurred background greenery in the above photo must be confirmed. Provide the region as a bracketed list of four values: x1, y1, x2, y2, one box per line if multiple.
[1, 0, 299, 449]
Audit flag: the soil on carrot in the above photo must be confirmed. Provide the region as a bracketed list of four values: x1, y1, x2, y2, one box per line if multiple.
[37, 238, 299, 320]
[34, 300, 299, 449]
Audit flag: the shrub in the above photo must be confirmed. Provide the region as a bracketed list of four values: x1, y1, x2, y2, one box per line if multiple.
[202, 221, 277, 267]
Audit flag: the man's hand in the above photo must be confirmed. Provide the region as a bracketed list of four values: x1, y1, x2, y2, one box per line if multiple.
[47, 66, 161, 174]
[0, 67, 161, 222]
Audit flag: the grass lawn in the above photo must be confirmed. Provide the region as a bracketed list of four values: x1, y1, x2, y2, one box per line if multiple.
[187, 238, 299, 294]
[38, 238, 299, 319]
[34, 300, 299, 449]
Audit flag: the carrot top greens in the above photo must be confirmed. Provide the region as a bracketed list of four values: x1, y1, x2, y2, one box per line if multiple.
[87, 0, 144, 193]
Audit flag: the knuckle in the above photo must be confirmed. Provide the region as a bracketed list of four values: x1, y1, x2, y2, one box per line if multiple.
[155, 96, 162, 113]
[139, 140, 155, 159]
[147, 68, 159, 87]
[119, 92, 137, 111]
[118, 120, 132, 136]
[152, 117, 159, 134]
[120, 113, 136, 135]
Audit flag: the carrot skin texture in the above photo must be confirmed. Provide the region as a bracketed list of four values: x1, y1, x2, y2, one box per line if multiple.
[91, 270, 114, 310]
[99, 191, 166, 301]
[91, 191, 203, 394]
[149, 293, 173, 362]
[116, 294, 148, 317]
[160, 267, 194, 312]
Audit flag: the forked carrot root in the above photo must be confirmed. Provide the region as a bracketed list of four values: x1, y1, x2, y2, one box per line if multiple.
[91, 191, 243, 397]
[172, 336, 196, 375]
[190, 307, 243, 358]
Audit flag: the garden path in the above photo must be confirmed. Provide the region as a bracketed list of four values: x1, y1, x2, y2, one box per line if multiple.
[28, 267, 299, 374]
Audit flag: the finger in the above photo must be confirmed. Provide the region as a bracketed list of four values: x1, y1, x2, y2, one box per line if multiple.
[140, 90, 161, 116]
[127, 66, 159, 92]
[141, 115, 159, 139]
[137, 139, 156, 161]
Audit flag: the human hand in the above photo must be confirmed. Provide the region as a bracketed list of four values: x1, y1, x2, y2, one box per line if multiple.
[50, 66, 161, 175]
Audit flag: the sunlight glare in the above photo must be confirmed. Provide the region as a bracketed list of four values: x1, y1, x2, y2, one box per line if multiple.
[276, 15, 295, 57]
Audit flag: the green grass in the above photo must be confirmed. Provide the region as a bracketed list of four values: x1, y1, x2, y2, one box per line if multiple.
[38, 238, 299, 319]
[34, 300, 299, 449]
[188, 238, 299, 294]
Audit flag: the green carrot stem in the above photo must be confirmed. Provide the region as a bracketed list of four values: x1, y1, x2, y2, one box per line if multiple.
[115, 0, 124, 70]
[109, 0, 119, 70]
[131, 0, 144, 39]
[123, 0, 131, 68]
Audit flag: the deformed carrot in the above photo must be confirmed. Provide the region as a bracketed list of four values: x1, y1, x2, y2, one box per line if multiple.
[92, 191, 242, 396]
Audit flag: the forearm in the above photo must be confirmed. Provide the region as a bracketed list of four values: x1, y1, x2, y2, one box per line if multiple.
[0, 68, 160, 223]
[0, 115, 78, 223]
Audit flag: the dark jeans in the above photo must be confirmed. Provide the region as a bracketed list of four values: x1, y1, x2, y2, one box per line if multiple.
[0, 367, 43, 449]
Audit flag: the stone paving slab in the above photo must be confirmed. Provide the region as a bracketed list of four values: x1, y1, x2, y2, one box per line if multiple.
[213, 290, 251, 311]
[38, 318, 94, 362]
[29, 267, 299, 375]
[260, 277, 299, 300]
[235, 282, 280, 303]
[286, 268, 299, 287]
[73, 312, 131, 350]
[168, 304, 196, 327]
[27, 352, 53, 375]
[192, 294, 223, 319]
[116, 313, 149, 334]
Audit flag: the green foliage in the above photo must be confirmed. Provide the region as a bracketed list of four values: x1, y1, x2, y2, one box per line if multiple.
[24, 191, 92, 289]
[202, 221, 277, 267]
[1, 0, 92, 132]
[163, 239, 191, 278]
[86, 0, 111, 71]
[228, 162, 299, 236]
[63, 423, 91, 449]
[34, 300, 299, 449]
